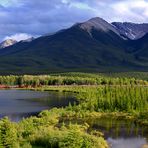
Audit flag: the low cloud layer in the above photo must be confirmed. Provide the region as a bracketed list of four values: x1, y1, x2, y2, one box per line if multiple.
[3, 33, 33, 41]
[0, 0, 148, 41]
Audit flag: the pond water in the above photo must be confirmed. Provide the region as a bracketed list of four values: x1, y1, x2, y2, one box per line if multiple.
[67, 118, 148, 148]
[0, 89, 76, 121]
[88, 118, 148, 148]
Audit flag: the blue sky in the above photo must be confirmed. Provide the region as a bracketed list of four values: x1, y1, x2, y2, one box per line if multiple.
[0, 0, 148, 41]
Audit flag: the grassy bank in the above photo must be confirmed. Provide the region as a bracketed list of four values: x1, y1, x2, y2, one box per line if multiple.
[32, 85, 148, 125]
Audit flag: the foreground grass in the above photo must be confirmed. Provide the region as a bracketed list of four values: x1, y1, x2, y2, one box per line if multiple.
[0, 110, 108, 148]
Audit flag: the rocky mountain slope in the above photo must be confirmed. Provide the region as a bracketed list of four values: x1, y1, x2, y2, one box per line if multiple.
[0, 39, 17, 49]
[112, 22, 148, 40]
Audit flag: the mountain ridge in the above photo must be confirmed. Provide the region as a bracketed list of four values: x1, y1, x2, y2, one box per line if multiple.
[112, 22, 148, 40]
[0, 17, 147, 74]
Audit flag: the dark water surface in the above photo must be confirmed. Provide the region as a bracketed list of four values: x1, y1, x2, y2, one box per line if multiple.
[0, 89, 76, 121]
[66, 118, 148, 148]
[89, 118, 148, 148]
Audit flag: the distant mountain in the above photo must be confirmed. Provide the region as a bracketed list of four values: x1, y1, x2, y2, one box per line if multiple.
[112, 22, 148, 40]
[0, 39, 17, 49]
[0, 17, 147, 74]
[76, 17, 120, 36]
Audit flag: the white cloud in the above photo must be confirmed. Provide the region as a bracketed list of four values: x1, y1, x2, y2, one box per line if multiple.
[3, 33, 33, 41]
[0, 0, 21, 7]
[0, 0, 148, 41]
[144, 9, 148, 17]
[70, 2, 91, 10]
[110, 0, 148, 22]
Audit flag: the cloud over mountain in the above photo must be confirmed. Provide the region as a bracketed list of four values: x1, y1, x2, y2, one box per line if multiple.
[0, 0, 147, 41]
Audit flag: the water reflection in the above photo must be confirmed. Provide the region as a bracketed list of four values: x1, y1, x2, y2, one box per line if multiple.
[88, 118, 148, 148]
[108, 137, 147, 148]
[0, 112, 38, 122]
[63, 118, 148, 148]
[88, 118, 147, 138]
[0, 90, 76, 121]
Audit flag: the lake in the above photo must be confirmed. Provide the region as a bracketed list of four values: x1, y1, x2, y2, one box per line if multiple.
[0, 89, 148, 148]
[0, 89, 76, 121]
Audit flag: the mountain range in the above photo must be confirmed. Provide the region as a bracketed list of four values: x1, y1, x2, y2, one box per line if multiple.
[0, 17, 148, 74]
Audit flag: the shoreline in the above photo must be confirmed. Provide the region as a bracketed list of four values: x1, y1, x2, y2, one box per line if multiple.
[0, 85, 148, 127]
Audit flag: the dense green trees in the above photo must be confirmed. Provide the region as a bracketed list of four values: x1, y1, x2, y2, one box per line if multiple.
[0, 73, 147, 87]
[0, 118, 19, 148]
[43, 85, 148, 113]
[77, 86, 148, 112]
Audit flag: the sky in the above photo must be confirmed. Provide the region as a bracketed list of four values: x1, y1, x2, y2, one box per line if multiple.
[0, 0, 148, 41]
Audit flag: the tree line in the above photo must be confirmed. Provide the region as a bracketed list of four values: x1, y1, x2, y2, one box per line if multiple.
[0, 74, 147, 87]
